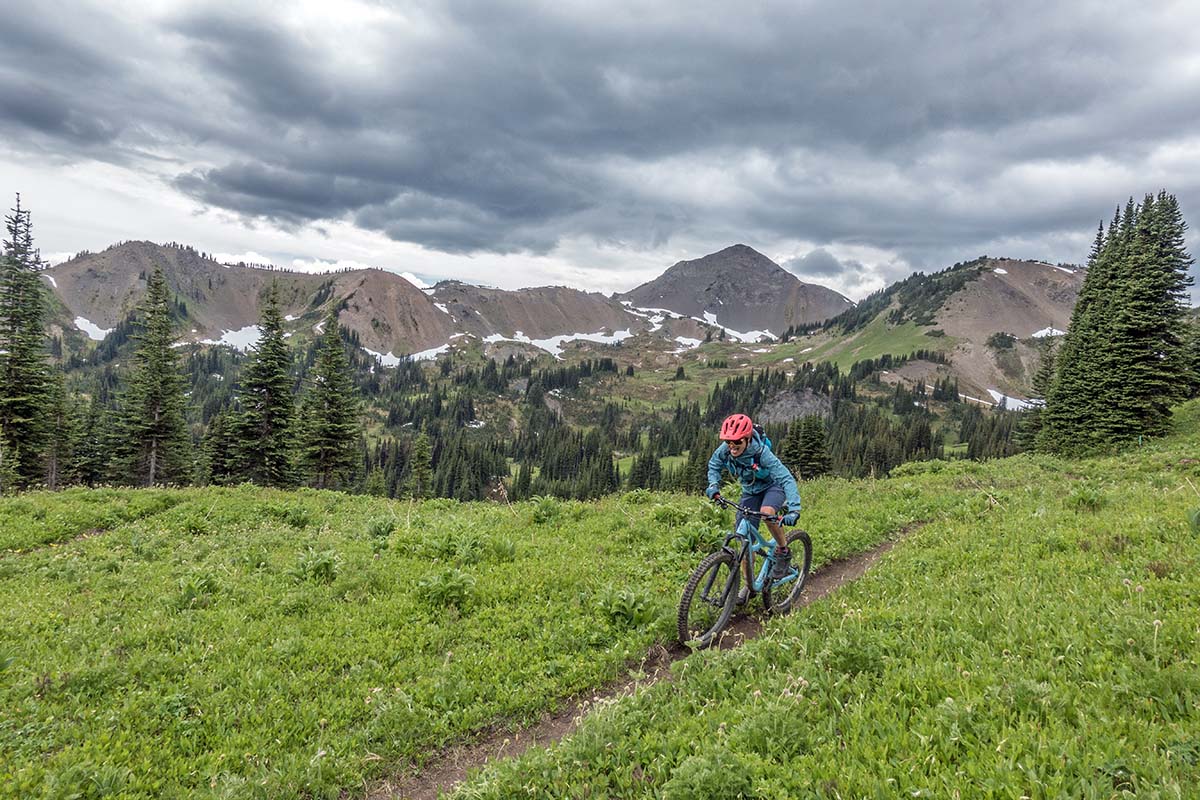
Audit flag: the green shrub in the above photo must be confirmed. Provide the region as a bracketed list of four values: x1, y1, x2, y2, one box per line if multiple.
[489, 537, 517, 562]
[672, 525, 723, 554]
[598, 585, 655, 628]
[417, 568, 475, 610]
[290, 547, 341, 584]
[663, 749, 755, 800]
[622, 488, 653, 504]
[531, 495, 561, 525]
[1067, 484, 1106, 513]
[174, 572, 219, 611]
[1189, 508, 1200, 535]
[182, 514, 209, 536]
[366, 517, 396, 540]
[652, 504, 688, 527]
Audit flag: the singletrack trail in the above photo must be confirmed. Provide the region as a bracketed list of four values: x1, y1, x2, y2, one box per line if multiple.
[367, 525, 921, 800]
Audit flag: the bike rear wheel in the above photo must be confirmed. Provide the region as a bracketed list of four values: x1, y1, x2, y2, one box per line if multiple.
[677, 550, 739, 648]
[761, 529, 813, 615]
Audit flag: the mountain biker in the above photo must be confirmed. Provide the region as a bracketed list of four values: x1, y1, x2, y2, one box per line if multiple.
[705, 413, 802, 597]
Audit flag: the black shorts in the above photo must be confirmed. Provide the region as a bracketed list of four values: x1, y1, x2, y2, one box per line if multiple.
[737, 484, 787, 531]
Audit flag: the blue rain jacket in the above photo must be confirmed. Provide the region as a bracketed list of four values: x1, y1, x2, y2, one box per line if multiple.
[706, 430, 802, 510]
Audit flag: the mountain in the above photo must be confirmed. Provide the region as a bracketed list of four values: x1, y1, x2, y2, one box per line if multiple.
[43, 241, 455, 355]
[817, 257, 1084, 401]
[428, 281, 635, 340]
[618, 244, 854, 337]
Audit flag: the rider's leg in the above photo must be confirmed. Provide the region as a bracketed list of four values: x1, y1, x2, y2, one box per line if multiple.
[760, 507, 788, 548]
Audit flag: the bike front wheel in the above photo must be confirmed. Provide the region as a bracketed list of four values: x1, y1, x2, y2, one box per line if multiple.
[761, 529, 813, 615]
[677, 550, 739, 649]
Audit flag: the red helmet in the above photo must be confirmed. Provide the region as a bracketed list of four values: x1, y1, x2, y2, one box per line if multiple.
[719, 413, 754, 441]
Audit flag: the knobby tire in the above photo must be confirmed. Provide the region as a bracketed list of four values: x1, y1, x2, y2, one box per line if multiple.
[761, 529, 813, 615]
[677, 550, 739, 649]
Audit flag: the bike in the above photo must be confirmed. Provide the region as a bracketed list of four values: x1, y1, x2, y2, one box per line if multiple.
[677, 496, 812, 649]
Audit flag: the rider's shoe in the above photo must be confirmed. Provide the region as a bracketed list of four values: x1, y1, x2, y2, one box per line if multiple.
[735, 586, 751, 607]
[769, 547, 793, 582]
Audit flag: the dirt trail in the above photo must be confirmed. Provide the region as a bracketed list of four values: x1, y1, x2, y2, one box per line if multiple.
[366, 527, 917, 800]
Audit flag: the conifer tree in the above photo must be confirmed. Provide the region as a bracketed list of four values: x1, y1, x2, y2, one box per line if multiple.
[111, 268, 191, 485]
[231, 284, 296, 486]
[200, 411, 237, 486]
[512, 460, 532, 500]
[74, 394, 110, 487]
[0, 194, 49, 490]
[1185, 313, 1200, 398]
[298, 312, 360, 489]
[1041, 193, 1194, 453]
[43, 368, 77, 489]
[405, 432, 432, 498]
[793, 415, 830, 479]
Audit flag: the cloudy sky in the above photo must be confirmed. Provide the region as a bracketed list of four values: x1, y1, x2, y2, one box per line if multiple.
[3, 0, 1199, 303]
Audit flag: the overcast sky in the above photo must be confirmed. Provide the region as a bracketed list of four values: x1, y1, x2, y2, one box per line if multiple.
[3, 0, 1199, 303]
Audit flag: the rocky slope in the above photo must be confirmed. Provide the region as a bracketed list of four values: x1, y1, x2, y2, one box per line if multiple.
[429, 282, 634, 340]
[935, 259, 1083, 399]
[619, 244, 854, 337]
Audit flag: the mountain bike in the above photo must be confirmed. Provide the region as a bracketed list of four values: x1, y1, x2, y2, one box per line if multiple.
[677, 496, 812, 649]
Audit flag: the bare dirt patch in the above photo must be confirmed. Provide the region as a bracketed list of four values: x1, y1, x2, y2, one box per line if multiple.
[366, 524, 922, 800]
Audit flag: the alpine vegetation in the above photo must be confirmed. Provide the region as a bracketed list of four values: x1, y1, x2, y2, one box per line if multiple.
[1039, 192, 1195, 454]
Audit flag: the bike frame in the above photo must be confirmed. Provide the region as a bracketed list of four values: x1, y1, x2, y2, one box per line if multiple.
[715, 498, 799, 595]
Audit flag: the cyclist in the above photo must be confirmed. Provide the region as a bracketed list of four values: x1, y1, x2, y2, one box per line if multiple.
[705, 413, 802, 594]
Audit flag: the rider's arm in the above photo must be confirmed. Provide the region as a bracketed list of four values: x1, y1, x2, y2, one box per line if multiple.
[760, 447, 802, 510]
[706, 444, 727, 495]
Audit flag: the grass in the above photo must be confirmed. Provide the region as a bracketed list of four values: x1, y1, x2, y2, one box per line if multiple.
[5, 402, 1199, 798]
[0, 471, 967, 798]
[451, 400, 1200, 798]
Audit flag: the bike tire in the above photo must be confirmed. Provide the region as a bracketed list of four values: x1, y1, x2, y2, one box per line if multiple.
[677, 550, 740, 649]
[761, 529, 813, 615]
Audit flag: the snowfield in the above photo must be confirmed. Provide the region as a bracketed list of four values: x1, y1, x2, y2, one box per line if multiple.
[73, 317, 113, 341]
[482, 329, 633, 358]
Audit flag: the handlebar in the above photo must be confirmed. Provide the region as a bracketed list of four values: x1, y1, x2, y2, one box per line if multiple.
[712, 495, 784, 523]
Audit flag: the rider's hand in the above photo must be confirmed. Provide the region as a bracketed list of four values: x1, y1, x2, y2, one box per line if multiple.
[782, 511, 799, 526]
[705, 486, 721, 500]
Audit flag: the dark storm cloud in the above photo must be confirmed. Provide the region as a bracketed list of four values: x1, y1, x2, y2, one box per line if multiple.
[6, 0, 1200, 293]
[783, 249, 866, 281]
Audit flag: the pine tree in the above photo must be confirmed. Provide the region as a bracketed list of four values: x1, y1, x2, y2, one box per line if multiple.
[793, 416, 830, 479]
[231, 284, 296, 487]
[1041, 193, 1194, 453]
[200, 411, 237, 486]
[298, 312, 360, 489]
[512, 460, 532, 499]
[111, 268, 191, 486]
[75, 394, 110, 487]
[405, 432, 432, 498]
[0, 194, 49, 490]
[43, 368, 77, 489]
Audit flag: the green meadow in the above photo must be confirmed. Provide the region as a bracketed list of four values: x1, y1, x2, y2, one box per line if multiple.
[1, 401, 1198, 798]
[454, 402, 1200, 799]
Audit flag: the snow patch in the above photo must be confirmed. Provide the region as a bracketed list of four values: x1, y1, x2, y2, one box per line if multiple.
[986, 389, 1038, 411]
[1053, 266, 1076, 275]
[74, 317, 113, 341]
[751, 347, 770, 353]
[782, 357, 794, 363]
[284, 314, 298, 321]
[673, 336, 702, 349]
[44, 275, 57, 288]
[465, 420, 486, 428]
[408, 343, 452, 362]
[1031, 327, 1066, 338]
[199, 325, 262, 352]
[703, 311, 719, 325]
[800, 347, 814, 353]
[434, 302, 451, 315]
[993, 268, 1009, 275]
[482, 329, 633, 358]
